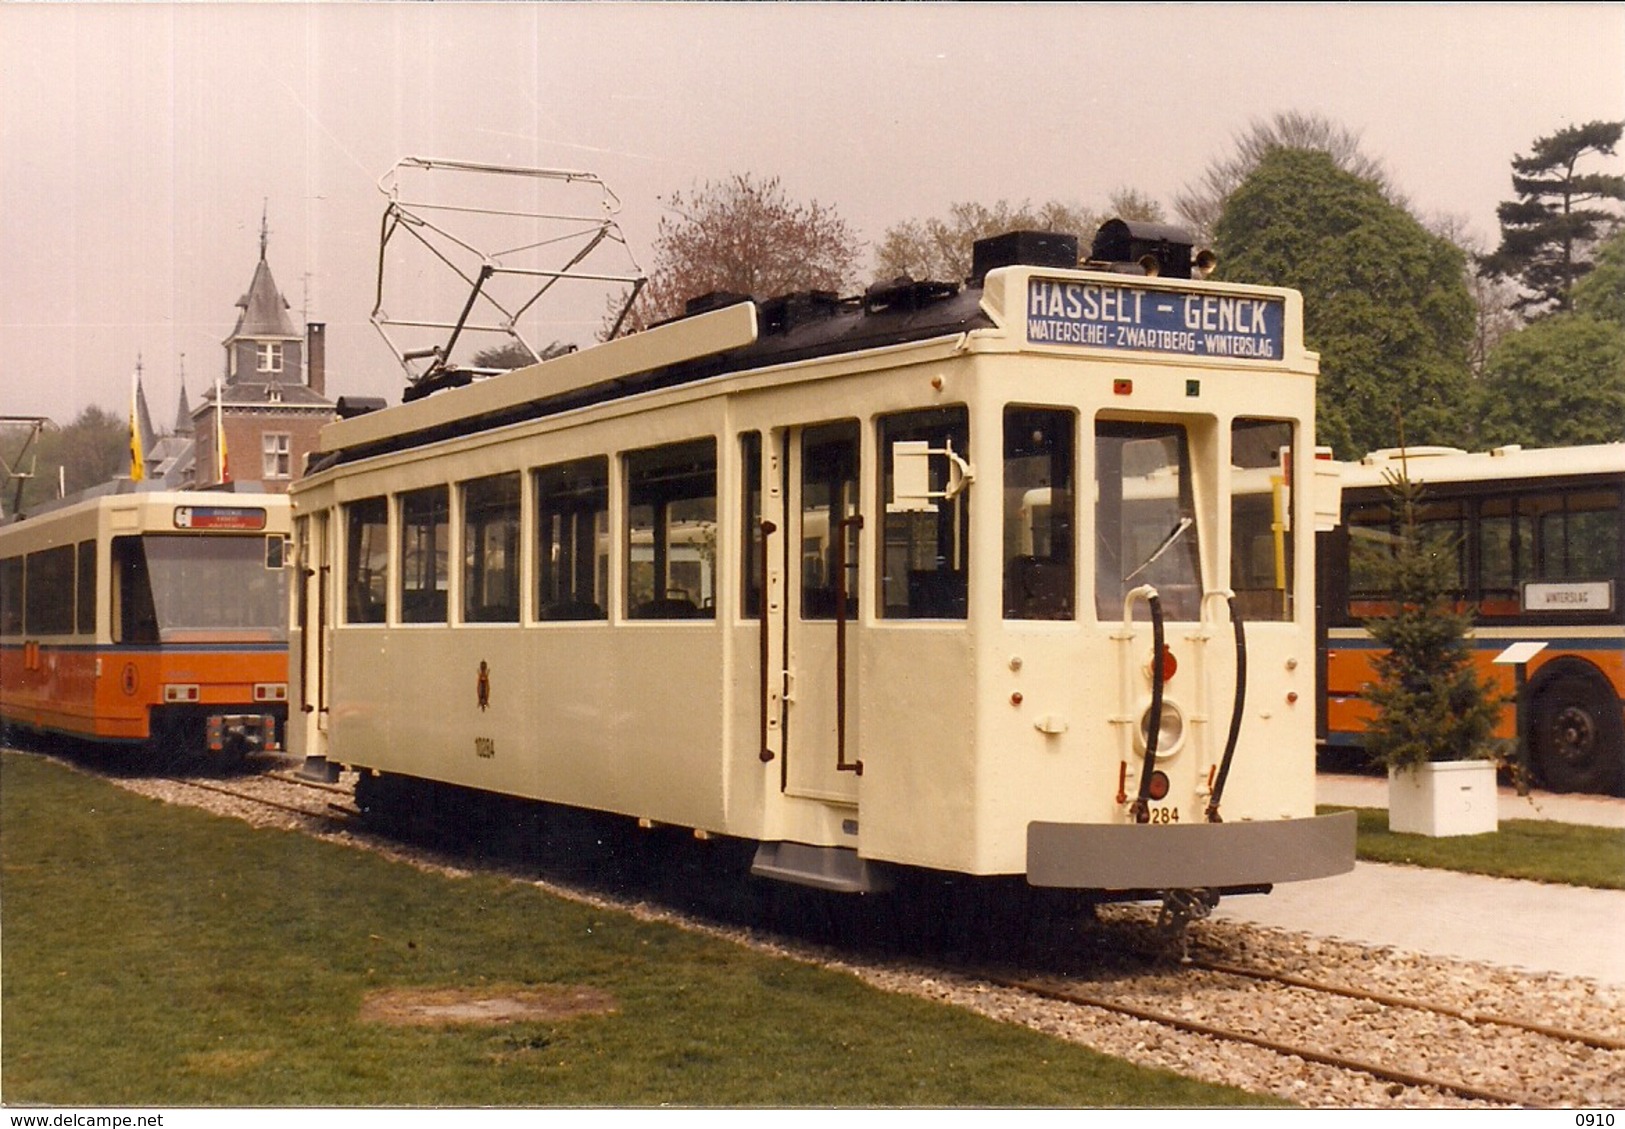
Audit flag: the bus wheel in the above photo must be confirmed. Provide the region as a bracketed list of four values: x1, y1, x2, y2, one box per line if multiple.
[1530, 664, 1624, 796]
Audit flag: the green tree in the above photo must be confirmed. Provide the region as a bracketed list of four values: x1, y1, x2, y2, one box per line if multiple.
[1476, 226, 1625, 446]
[1480, 120, 1625, 316]
[607, 174, 860, 336]
[1213, 148, 1475, 459]
[1360, 470, 1505, 773]
[1175, 111, 1399, 244]
[3, 407, 127, 515]
[1572, 223, 1625, 324]
[873, 191, 1161, 284]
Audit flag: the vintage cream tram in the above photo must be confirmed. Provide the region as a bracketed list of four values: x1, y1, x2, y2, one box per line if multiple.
[289, 222, 1355, 910]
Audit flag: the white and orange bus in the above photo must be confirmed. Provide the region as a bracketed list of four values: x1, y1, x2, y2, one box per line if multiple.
[1318, 444, 1625, 794]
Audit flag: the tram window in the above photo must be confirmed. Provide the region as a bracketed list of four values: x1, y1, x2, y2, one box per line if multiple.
[1229, 419, 1294, 621]
[76, 539, 96, 635]
[1096, 421, 1201, 622]
[112, 537, 159, 643]
[740, 433, 764, 619]
[802, 421, 860, 620]
[462, 473, 521, 624]
[0, 557, 21, 635]
[880, 406, 969, 619]
[625, 439, 717, 619]
[1003, 407, 1074, 620]
[345, 497, 389, 624]
[25, 545, 75, 635]
[399, 487, 448, 623]
[535, 457, 609, 621]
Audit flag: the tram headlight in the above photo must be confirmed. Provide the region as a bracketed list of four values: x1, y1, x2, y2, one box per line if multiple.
[1137, 698, 1186, 758]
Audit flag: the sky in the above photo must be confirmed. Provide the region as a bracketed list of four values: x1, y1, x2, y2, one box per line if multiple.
[1, 2, 1622, 429]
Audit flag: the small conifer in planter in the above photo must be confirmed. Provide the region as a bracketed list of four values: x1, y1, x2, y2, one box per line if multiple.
[1359, 468, 1505, 775]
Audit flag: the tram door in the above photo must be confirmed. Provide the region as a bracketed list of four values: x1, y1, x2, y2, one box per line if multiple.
[294, 512, 331, 759]
[782, 421, 863, 805]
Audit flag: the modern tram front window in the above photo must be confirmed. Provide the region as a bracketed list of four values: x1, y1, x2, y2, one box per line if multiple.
[116, 535, 288, 642]
[625, 439, 717, 619]
[1095, 421, 1201, 622]
[1003, 406, 1075, 620]
[1229, 418, 1294, 621]
[535, 457, 609, 621]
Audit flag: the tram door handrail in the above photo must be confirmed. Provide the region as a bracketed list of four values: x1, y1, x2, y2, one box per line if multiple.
[834, 513, 864, 776]
[759, 518, 777, 763]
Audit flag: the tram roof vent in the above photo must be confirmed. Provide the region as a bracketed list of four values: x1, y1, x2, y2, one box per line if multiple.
[684, 290, 754, 317]
[970, 230, 1079, 286]
[862, 276, 960, 314]
[759, 290, 841, 335]
[1089, 219, 1199, 279]
[336, 396, 389, 419]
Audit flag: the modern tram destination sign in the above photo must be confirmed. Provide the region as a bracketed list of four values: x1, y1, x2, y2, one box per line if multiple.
[173, 505, 268, 531]
[1026, 278, 1286, 360]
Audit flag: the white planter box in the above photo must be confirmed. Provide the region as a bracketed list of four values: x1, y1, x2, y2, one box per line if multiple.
[1387, 760, 1499, 837]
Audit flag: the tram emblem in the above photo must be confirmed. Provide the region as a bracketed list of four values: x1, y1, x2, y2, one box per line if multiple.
[477, 660, 491, 711]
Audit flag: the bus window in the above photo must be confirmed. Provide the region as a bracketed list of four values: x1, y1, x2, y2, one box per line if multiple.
[1536, 490, 1621, 582]
[76, 539, 96, 635]
[879, 406, 969, 619]
[535, 457, 609, 621]
[1478, 496, 1532, 615]
[626, 439, 717, 619]
[1003, 407, 1074, 620]
[1230, 419, 1294, 621]
[345, 497, 390, 624]
[802, 422, 860, 620]
[399, 487, 448, 624]
[462, 472, 521, 623]
[1096, 421, 1200, 622]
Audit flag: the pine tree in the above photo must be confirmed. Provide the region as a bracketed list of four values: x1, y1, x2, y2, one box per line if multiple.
[1480, 120, 1625, 316]
[1360, 468, 1504, 772]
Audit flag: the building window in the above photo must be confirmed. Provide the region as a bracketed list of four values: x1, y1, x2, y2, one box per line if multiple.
[257, 342, 283, 373]
[262, 433, 292, 479]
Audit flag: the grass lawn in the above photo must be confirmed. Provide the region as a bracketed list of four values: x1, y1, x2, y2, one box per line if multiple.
[0, 751, 1280, 1108]
[1332, 805, 1625, 889]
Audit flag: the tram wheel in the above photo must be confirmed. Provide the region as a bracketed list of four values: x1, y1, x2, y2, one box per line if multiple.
[1530, 662, 1624, 796]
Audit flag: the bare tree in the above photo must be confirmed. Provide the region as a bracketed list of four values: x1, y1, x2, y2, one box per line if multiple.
[1429, 212, 1523, 382]
[1175, 111, 1400, 244]
[873, 190, 1163, 283]
[607, 174, 861, 336]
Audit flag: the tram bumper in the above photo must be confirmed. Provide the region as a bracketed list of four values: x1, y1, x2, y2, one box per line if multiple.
[1026, 810, 1355, 890]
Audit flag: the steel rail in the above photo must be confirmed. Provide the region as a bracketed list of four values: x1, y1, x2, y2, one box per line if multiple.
[992, 972, 1536, 1108]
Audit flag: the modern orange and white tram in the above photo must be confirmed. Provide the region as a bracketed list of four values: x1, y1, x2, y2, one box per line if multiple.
[289, 221, 1355, 909]
[0, 486, 292, 754]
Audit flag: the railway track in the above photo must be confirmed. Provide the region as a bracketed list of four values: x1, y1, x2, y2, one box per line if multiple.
[40, 749, 1625, 1109]
[983, 964, 1600, 1108]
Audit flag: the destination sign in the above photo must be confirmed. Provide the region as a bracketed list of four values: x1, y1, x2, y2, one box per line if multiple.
[174, 506, 267, 531]
[1026, 279, 1285, 360]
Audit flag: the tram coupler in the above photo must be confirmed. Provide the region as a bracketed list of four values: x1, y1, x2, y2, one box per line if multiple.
[1156, 887, 1220, 959]
[207, 713, 280, 755]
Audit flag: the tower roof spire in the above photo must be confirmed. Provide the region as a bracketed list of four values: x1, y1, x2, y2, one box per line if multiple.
[259, 199, 269, 262]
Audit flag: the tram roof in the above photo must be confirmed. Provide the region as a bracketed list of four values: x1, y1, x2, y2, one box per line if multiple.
[313, 261, 1309, 471]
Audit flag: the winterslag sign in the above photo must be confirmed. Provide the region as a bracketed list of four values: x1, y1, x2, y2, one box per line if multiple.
[1025, 279, 1285, 360]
